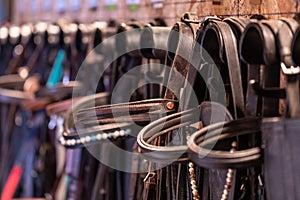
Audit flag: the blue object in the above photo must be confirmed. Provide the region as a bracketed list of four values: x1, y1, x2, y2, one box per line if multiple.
[0, 0, 8, 23]
[46, 49, 65, 87]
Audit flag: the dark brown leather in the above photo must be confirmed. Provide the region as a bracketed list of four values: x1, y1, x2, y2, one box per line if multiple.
[240, 20, 282, 117]
[140, 26, 171, 60]
[0, 73, 80, 105]
[188, 117, 262, 168]
[137, 101, 233, 163]
[46, 98, 80, 116]
[201, 18, 246, 119]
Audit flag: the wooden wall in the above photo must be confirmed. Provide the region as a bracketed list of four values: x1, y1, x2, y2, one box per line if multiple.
[11, 0, 298, 26]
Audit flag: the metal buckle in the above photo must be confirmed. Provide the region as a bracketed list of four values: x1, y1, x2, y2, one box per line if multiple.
[280, 62, 300, 75]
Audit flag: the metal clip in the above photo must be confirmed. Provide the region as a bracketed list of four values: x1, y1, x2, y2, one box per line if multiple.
[258, 174, 264, 187]
[281, 62, 300, 75]
[143, 172, 156, 182]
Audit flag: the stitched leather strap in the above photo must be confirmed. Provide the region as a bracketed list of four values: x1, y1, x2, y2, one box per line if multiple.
[224, 17, 251, 99]
[202, 19, 246, 119]
[62, 96, 177, 148]
[163, 19, 198, 100]
[62, 93, 109, 145]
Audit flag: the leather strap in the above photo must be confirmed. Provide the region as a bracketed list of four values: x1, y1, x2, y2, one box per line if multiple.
[0, 74, 32, 104]
[201, 18, 246, 119]
[61, 99, 172, 149]
[160, 14, 200, 200]
[60, 22, 171, 200]
[0, 74, 80, 106]
[240, 20, 282, 117]
[224, 17, 251, 98]
[110, 22, 144, 94]
[224, 17, 251, 42]
[140, 26, 171, 60]
[292, 26, 300, 66]
[62, 92, 110, 145]
[163, 16, 199, 100]
[188, 117, 262, 169]
[77, 98, 176, 121]
[279, 19, 300, 118]
[5, 39, 25, 75]
[137, 101, 233, 163]
[68, 14, 198, 147]
[116, 22, 146, 57]
[241, 19, 299, 118]
[46, 97, 81, 116]
[140, 26, 171, 99]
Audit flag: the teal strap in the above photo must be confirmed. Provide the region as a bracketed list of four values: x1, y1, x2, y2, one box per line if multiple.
[46, 49, 65, 87]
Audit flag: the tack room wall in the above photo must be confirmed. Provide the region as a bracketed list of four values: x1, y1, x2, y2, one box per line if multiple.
[10, 0, 299, 25]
